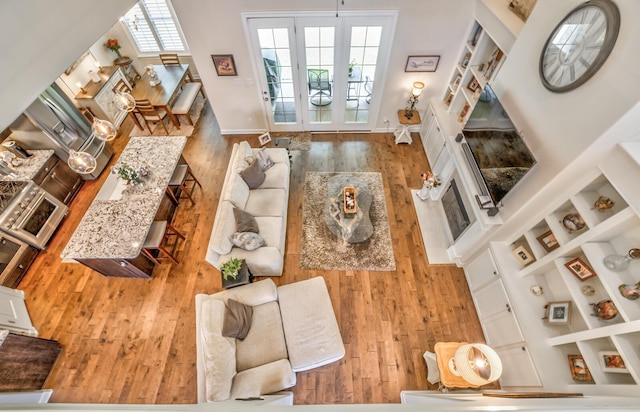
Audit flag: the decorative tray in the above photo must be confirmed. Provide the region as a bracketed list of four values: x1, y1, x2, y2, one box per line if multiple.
[343, 186, 357, 214]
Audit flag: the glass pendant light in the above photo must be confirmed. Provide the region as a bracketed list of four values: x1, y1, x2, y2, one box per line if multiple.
[68, 150, 98, 174]
[92, 118, 117, 141]
[114, 91, 136, 112]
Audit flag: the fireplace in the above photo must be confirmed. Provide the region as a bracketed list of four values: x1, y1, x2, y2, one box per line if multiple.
[442, 179, 470, 241]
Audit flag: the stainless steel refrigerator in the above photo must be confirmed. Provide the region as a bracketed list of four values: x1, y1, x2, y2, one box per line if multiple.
[7, 82, 113, 180]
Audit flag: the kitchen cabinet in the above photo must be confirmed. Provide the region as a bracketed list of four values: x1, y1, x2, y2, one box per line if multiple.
[32, 156, 83, 205]
[75, 66, 129, 127]
[0, 245, 38, 288]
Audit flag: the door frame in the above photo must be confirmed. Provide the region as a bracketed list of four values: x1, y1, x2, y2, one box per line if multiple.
[242, 10, 398, 132]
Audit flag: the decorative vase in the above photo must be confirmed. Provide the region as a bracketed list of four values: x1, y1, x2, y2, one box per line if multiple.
[603, 248, 640, 272]
[115, 49, 122, 59]
[591, 300, 618, 322]
[619, 283, 640, 300]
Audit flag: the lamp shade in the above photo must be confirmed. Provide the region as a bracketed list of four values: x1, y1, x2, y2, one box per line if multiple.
[68, 150, 97, 174]
[114, 91, 136, 112]
[411, 81, 425, 97]
[92, 118, 117, 141]
[449, 343, 502, 386]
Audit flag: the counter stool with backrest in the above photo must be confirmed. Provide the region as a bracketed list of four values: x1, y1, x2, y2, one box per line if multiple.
[166, 164, 202, 206]
[142, 220, 185, 265]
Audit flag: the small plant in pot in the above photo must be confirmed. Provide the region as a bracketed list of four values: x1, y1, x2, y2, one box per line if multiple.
[221, 258, 243, 280]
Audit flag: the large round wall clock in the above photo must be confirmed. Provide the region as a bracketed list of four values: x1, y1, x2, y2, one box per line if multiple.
[539, 0, 620, 93]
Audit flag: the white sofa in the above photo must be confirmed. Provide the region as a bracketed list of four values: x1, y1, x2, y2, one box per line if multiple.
[195, 277, 345, 402]
[206, 141, 290, 276]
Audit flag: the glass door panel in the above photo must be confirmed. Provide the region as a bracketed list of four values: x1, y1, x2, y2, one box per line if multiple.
[305, 26, 335, 124]
[345, 26, 381, 125]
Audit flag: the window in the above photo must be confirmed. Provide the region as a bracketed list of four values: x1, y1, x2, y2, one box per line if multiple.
[122, 0, 187, 53]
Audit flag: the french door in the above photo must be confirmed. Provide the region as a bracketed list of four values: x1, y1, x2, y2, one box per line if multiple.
[247, 14, 394, 132]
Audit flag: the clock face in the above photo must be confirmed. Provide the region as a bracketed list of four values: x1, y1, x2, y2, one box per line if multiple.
[540, 0, 620, 93]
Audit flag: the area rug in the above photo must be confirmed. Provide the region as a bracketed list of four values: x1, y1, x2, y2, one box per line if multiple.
[270, 131, 311, 151]
[300, 172, 396, 271]
[130, 94, 206, 137]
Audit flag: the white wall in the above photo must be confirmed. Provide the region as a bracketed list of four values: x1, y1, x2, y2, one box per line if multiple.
[0, 0, 137, 129]
[171, 0, 474, 133]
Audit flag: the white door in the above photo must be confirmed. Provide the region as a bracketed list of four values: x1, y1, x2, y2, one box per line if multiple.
[0, 286, 38, 336]
[464, 248, 500, 292]
[246, 13, 395, 132]
[496, 345, 543, 387]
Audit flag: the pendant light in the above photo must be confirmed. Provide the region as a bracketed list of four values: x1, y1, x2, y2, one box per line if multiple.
[114, 91, 136, 112]
[91, 118, 117, 141]
[67, 117, 116, 174]
[68, 149, 98, 174]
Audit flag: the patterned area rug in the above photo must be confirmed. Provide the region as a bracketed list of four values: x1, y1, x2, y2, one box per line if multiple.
[300, 172, 396, 271]
[130, 94, 206, 137]
[270, 131, 311, 151]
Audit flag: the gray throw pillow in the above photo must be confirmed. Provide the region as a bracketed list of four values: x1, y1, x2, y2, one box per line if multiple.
[246, 148, 274, 171]
[222, 299, 253, 340]
[233, 207, 259, 233]
[240, 160, 265, 189]
[230, 232, 266, 251]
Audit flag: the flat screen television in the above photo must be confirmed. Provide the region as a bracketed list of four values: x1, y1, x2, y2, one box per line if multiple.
[461, 84, 536, 206]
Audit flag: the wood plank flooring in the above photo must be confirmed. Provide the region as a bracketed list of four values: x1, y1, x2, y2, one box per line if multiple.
[18, 104, 488, 404]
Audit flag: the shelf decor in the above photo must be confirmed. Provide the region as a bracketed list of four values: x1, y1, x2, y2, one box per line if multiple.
[598, 351, 628, 373]
[561, 212, 586, 233]
[512, 245, 535, 266]
[568, 355, 593, 382]
[544, 301, 571, 326]
[536, 230, 559, 252]
[564, 257, 597, 281]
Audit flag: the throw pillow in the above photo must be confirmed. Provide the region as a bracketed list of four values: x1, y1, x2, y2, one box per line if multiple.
[233, 207, 259, 233]
[230, 232, 266, 251]
[240, 160, 265, 189]
[246, 148, 274, 171]
[222, 299, 253, 340]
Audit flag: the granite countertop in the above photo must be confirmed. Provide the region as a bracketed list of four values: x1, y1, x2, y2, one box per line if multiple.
[0, 150, 55, 181]
[61, 136, 187, 260]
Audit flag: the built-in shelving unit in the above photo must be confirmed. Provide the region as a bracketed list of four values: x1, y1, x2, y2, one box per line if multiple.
[442, 20, 506, 124]
[487, 143, 640, 395]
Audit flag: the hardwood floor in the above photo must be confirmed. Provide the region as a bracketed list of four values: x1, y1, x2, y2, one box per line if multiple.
[18, 104, 488, 404]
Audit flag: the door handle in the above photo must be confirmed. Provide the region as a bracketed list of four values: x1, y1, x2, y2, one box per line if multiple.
[506, 303, 512, 312]
[264, 97, 269, 102]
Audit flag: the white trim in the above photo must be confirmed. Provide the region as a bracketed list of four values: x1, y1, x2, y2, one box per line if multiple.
[220, 128, 266, 135]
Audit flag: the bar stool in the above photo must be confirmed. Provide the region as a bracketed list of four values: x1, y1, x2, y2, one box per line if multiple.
[141, 221, 185, 265]
[166, 164, 202, 206]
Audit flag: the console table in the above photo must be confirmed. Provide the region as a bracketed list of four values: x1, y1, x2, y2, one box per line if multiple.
[395, 110, 420, 144]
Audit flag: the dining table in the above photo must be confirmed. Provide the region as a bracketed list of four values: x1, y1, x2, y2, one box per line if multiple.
[130, 64, 192, 128]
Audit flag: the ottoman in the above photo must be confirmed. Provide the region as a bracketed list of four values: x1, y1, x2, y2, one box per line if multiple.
[277, 277, 345, 372]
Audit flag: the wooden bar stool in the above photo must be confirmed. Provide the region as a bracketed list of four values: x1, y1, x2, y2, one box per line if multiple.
[141, 221, 185, 265]
[166, 164, 202, 206]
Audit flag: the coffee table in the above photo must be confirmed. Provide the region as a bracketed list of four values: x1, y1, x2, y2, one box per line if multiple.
[221, 259, 254, 289]
[323, 175, 373, 243]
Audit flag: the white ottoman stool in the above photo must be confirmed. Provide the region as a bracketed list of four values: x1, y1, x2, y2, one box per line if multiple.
[277, 277, 345, 372]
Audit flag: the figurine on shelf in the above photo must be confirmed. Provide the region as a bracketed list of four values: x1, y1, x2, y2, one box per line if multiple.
[619, 283, 640, 301]
[592, 195, 615, 212]
[591, 300, 618, 322]
[145, 65, 161, 86]
[417, 171, 441, 201]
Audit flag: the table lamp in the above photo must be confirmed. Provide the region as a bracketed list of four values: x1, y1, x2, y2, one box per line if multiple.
[404, 81, 424, 120]
[448, 343, 502, 386]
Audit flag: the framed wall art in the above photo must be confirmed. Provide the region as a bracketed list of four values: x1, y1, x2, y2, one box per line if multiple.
[564, 257, 597, 281]
[258, 132, 272, 146]
[211, 54, 237, 76]
[568, 355, 593, 382]
[466, 77, 480, 92]
[512, 245, 535, 266]
[405, 55, 440, 72]
[536, 230, 559, 252]
[598, 351, 628, 373]
[544, 301, 572, 326]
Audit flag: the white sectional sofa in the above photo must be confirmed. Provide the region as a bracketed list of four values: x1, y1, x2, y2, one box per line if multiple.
[195, 277, 345, 402]
[206, 141, 290, 276]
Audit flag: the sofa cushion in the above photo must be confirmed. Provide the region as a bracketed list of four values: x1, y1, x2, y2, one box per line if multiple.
[240, 160, 266, 189]
[223, 172, 250, 210]
[227, 247, 284, 278]
[222, 299, 253, 340]
[230, 232, 266, 251]
[200, 297, 228, 336]
[233, 207, 259, 233]
[230, 359, 296, 399]
[211, 278, 278, 307]
[254, 216, 285, 252]
[204, 332, 237, 402]
[209, 201, 236, 255]
[261, 163, 288, 189]
[236, 300, 288, 372]
[245, 188, 287, 217]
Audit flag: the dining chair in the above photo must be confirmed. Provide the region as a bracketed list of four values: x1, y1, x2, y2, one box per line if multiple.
[134, 99, 170, 135]
[307, 68, 332, 106]
[160, 53, 181, 66]
[112, 78, 132, 94]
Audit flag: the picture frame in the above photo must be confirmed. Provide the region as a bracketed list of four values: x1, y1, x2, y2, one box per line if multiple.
[564, 257, 597, 281]
[466, 77, 480, 92]
[258, 132, 272, 147]
[512, 245, 535, 266]
[536, 230, 559, 252]
[598, 351, 628, 373]
[444, 92, 454, 106]
[211, 54, 237, 76]
[544, 301, 572, 325]
[405, 55, 440, 72]
[453, 74, 462, 89]
[568, 355, 593, 382]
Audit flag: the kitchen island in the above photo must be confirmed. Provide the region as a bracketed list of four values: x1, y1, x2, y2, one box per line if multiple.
[61, 136, 187, 278]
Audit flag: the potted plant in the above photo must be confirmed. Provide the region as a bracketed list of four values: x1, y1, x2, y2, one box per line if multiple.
[221, 258, 243, 280]
[348, 59, 357, 76]
[117, 163, 143, 186]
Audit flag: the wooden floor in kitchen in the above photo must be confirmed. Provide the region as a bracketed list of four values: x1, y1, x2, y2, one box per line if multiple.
[18, 104, 489, 405]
